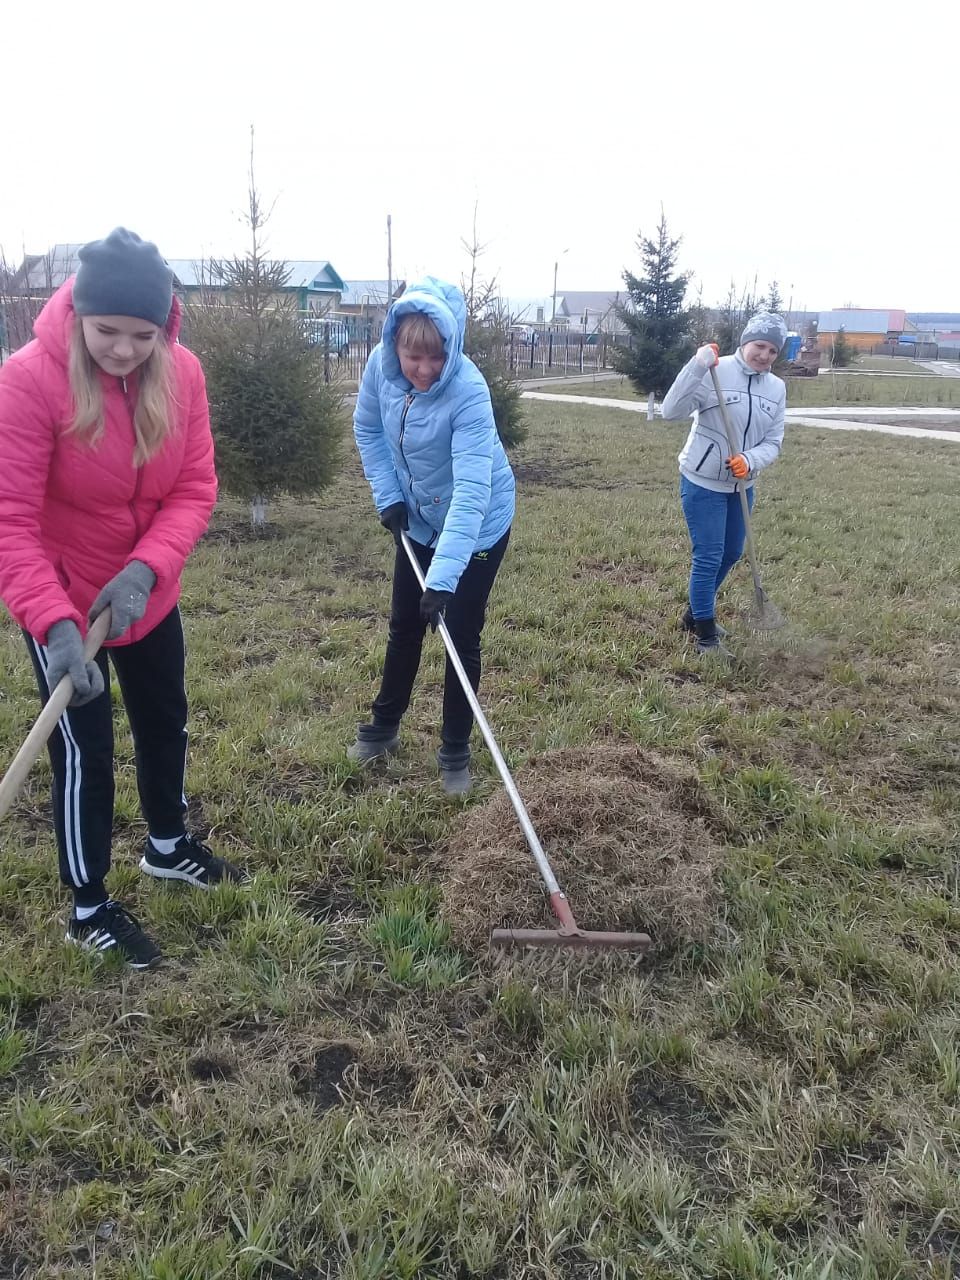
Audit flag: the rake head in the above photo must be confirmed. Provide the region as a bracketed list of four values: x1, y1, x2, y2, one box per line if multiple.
[491, 891, 652, 953]
[491, 925, 652, 952]
[747, 589, 788, 632]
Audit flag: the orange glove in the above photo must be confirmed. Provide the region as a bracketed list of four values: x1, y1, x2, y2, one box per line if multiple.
[695, 343, 720, 369]
[727, 454, 750, 479]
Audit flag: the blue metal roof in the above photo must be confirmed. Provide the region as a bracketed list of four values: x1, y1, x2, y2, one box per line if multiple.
[818, 309, 895, 333]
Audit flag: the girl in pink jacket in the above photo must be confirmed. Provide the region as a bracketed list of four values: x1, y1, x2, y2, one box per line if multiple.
[0, 228, 245, 969]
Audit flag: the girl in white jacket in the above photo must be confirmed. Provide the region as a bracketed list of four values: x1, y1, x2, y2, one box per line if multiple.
[661, 312, 787, 654]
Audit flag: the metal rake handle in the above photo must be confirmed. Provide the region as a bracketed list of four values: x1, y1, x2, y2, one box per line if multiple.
[708, 363, 766, 603]
[399, 531, 562, 898]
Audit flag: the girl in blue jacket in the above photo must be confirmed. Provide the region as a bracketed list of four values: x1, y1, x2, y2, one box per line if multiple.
[662, 312, 787, 655]
[350, 277, 516, 795]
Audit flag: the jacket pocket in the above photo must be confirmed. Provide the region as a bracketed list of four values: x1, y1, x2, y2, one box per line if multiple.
[694, 442, 715, 473]
[425, 494, 451, 528]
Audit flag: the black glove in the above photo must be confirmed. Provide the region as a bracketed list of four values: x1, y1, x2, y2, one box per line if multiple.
[420, 588, 453, 631]
[379, 502, 409, 547]
[45, 619, 105, 708]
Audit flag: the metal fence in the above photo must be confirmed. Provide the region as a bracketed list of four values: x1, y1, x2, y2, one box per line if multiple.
[2, 294, 627, 383]
[305, 319, 626, 383]
[501, 330, 622, 378]
[0, 296, 47, 364]
[299, 314, 382, 384]
[871, 341, 960, 361]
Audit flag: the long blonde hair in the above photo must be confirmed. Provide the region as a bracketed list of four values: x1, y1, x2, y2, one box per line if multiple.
[68, 320, 177, 465]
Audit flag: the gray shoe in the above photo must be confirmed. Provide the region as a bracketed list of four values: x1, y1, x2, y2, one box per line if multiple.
[695, 637, 734, 661]
[681, 606, 727, 637]
[441, 764, 472, 797]
[438, 745, 472, 797]
[347, 731, 399, 764]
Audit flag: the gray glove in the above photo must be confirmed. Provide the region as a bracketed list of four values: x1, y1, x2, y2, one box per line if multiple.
[89, 560, 156, 641]
[46, 620, 105, 708]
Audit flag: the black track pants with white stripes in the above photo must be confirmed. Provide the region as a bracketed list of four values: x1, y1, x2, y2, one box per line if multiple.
[25, 607, 189, 908]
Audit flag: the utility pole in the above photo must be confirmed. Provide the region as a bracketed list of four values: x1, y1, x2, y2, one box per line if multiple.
[552, 248, 568, 325]
[386, 214, 393, 312]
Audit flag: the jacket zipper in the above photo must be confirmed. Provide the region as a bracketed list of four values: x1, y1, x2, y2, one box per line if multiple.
[398, 392, 414, 463]
[397, 391, 440, 545]
[122, 376, 145, 538]
[398, 392, 426, 526]
[744, 374, 754, 450]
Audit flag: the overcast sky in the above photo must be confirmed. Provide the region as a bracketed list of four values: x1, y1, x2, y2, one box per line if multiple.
[4, 1, 958, 312]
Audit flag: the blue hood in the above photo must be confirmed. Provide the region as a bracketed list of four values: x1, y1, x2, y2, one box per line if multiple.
[381, 276, 467, 396]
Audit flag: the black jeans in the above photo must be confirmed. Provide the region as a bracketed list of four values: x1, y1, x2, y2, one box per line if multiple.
[25, 606, 189, 907]
[368, 527, 511, 764]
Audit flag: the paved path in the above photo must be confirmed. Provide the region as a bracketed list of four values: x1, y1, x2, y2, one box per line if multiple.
[518, 371, 622, 390]
[521, 391, 960, 444]
[778, 405, 960, 419]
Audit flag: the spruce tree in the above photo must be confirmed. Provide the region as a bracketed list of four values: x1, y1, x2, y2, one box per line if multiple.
[715, 280, 760, 355]
[831, 325, 855, 368]
[613, 213, 692, 413]
[460, 208, 526, 449]
[185, 134, 344, 527]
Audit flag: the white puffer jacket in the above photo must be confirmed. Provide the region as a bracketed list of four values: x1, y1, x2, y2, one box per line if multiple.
[662, 350, 786, 493]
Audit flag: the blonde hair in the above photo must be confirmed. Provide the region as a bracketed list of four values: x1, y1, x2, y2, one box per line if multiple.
[395, 312, 444, 357]
[68, 320, 176, 465]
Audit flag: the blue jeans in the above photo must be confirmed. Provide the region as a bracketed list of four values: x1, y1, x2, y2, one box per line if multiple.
[680, 475, 755, 621]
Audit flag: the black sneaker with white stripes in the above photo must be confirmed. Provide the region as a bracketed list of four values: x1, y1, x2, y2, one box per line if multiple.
[66, 901, 162, 970]
[139, 833, 248, 889]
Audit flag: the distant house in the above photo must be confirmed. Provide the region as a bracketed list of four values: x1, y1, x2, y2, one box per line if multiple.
[503, 290, 628, 334]
[1, 245, 86, 354]
[6, 244, 83, 294]
[555, 290, 629, 336]
[339, 279, 405, 325]
[503, 296, 554, 327]
[5, 245, 347, 311]
[817, 308, 913, 352]
[906, 316, 960, 352]
[908, 311, 960, 332]
[167, 259, 346, 311]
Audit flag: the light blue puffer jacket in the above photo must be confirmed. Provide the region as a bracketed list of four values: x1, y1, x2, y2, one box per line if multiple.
[353, 277, 515, 593]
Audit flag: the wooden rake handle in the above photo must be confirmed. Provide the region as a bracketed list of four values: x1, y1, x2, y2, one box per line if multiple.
[0, 609, 112, 822]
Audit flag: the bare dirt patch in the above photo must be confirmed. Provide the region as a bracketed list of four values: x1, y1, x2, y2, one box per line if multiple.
[574, 557, 661, 590]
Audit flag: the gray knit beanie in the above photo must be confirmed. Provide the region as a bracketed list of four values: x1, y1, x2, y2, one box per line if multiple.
[740, 312, 787, 353]
[73, 228, 173, 327]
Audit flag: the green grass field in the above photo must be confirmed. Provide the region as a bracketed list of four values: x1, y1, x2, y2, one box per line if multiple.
[532, 378, 640, 401]
[789, 374, 960, 408]
[538, 374, 960, 410]
[852, 357, 932, 374]
[2, 400, 960, 1278]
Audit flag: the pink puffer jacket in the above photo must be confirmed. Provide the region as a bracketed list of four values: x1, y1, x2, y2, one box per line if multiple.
[0, 282, 217, 645]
